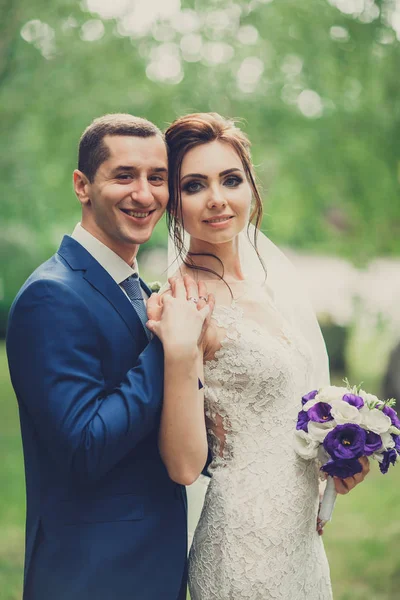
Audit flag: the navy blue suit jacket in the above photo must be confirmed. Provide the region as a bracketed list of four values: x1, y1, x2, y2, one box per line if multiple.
[6, 236, 188, 600]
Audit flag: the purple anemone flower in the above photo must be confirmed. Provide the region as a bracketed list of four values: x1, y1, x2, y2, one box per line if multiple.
[364, 430, 382, 456]
[296, 410, 310, 432]
[307, 402, 333, 423]
[323, 423, 366, 460]
[379, 448, 398, 474]
[392, 434, 400, 452]
[302, 389, 318, 406]
[321, 458, 363, 479]
[342, 393, 364, 409]
[382, 405, 400, 429]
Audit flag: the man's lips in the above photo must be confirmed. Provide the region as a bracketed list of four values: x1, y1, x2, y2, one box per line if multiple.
[202, 215, 234, 224]
[119, 208, 156, 219]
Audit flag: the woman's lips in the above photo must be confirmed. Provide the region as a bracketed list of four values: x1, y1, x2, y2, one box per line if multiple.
[203, 215, 234, 228]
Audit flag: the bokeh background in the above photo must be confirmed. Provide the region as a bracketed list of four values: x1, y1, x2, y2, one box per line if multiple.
[1, 0, 400, 598]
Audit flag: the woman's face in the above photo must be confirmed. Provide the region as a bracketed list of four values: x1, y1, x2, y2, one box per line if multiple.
[178, 140, 252, 245]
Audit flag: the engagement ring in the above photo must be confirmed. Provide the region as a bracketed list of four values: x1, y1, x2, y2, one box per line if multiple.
[188, 297, 199, 304]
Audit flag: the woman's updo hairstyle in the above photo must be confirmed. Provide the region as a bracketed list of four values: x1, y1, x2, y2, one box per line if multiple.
[165, 112, 265, 279]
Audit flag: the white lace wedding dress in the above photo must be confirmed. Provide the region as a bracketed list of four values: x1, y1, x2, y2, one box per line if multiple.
[188, 281, 333, 600]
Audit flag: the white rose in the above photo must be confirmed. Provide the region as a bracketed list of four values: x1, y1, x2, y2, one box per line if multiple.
[372, 451, 384, 463]
[293, 430, 319, 460]
[360, 406, 392, 434]
[331, 401, 362, 425]
[316, 386, 349, 405]
[308, 421, 336, 443]
[317, 445, 331, 464]
[359, 391, 380, 406]
[380, 431, 395, 451]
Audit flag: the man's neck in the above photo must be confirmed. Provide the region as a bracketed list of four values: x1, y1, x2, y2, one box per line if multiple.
[80, 222, 138, 267]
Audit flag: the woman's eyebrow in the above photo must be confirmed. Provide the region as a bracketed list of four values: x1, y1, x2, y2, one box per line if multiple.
[219, 168, 243, 176]
[180, 167, 243, 183]
[180, 173, 208, 183]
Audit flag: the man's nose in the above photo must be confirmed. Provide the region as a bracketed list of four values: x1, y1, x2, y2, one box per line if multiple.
[131, 178, 153, 204]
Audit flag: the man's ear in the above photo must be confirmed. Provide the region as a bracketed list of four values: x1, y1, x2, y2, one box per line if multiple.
[73, 170, 91, 206]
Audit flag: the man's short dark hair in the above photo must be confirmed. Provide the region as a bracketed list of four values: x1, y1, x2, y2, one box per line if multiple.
[78, 113, 163, 182]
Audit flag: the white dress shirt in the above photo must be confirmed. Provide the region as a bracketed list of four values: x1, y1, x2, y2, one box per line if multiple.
[71, 223, 148, 300]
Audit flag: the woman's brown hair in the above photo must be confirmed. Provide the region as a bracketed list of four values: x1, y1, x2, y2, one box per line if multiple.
[164, 112, 266, 281]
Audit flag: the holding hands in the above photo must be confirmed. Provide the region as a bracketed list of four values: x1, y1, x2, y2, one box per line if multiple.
[146, 274, 215, 353]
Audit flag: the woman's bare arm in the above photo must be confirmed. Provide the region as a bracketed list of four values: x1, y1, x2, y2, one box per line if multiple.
[147, 275, 214, 485]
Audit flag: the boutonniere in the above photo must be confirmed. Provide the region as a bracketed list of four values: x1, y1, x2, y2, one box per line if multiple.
[148, 281, 162, 293]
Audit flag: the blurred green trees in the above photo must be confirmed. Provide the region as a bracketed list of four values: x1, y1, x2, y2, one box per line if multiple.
[1, 0, 400, 325]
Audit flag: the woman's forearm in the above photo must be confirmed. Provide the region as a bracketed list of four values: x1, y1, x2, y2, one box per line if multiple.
[159, 346, 208, 485]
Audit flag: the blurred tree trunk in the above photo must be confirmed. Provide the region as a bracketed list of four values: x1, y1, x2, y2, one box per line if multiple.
[0, 0, 23, 87]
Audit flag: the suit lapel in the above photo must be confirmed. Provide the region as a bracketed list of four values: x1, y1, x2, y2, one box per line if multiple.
[58, 236, 149, 346]
[84, 262, 149, 345]
[140, 279, 152, 298]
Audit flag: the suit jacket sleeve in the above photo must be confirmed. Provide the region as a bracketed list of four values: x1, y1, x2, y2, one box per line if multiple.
[7, 279, 164, 484]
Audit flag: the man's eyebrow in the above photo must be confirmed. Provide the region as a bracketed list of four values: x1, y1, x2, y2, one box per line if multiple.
[180, 167, 243, 182]
[110, 165, 168, 174]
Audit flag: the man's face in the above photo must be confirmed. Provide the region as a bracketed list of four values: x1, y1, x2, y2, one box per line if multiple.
[75, 134, 169, 264]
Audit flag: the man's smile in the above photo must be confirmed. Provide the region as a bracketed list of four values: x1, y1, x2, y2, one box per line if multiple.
[119, 208, 156, 219]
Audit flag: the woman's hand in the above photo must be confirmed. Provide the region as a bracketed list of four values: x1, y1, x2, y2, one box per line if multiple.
[333, 455, 370, 495]
[146, 274, 214, 353]
[316, 456, 370, 535]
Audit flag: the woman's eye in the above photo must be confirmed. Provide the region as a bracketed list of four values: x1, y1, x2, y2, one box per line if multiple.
[183, 181, 203, 194]
[224, 176, 242, 187]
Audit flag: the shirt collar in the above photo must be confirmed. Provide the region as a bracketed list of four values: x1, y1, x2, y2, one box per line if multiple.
[71, 223, 139, 285]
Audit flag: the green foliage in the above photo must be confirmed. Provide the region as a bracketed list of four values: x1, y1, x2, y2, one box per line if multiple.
[0, 0, 399, 317]
[345, 300, 396, 395]
[0, 344, 24, 600]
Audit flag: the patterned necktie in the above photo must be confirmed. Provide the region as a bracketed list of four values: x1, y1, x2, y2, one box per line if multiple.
[120, 274, 151, 340]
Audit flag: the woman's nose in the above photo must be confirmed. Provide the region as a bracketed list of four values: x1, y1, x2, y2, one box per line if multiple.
[207, 187, 227, 209]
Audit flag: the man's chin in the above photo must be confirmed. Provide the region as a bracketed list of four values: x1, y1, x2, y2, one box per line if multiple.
[123, 230, 154, 246]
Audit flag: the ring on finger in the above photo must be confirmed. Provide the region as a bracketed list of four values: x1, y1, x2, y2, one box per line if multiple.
[198, 295, 208, 302]
[187, 296, 199, 304]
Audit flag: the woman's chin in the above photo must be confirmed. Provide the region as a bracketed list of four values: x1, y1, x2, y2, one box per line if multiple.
[190, 225, 245, 246]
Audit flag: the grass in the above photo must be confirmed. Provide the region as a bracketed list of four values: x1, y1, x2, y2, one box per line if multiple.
[0, 343, 25, 600]
[1, 342, 399, 600]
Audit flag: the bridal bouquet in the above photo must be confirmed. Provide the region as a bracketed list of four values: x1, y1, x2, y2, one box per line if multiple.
[293, 380, 400, 525]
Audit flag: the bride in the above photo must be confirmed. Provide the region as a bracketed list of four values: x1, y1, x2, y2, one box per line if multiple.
[148, 112, 369, 599]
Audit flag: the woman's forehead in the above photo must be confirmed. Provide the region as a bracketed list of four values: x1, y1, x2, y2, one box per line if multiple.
[180, 140, 243, 176]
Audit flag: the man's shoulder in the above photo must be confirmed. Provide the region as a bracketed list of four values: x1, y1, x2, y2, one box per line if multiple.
[11, 250, 81, 311]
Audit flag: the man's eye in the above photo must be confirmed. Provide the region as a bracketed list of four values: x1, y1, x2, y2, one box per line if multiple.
[183, 181, 203, 194]
[224, 176, 242, 188]
[149, 175, 165, 184]
[117, 174, 132, 180]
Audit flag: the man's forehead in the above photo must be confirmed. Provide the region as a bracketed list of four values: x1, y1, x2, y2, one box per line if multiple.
[104, 134, 167, 166]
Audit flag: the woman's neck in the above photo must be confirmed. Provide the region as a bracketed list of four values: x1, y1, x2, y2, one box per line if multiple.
[186, 236, 245, 282]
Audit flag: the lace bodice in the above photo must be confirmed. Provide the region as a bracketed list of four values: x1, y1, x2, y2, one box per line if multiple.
[189, 283, 332, 599]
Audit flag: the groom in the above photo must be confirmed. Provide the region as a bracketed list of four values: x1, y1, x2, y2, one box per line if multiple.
[6, 114, 204, 600]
